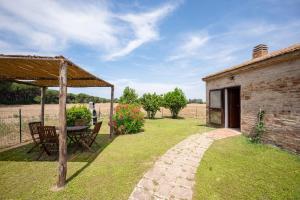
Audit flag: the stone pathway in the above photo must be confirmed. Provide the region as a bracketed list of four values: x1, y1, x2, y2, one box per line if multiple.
[129, 128, 241, 200]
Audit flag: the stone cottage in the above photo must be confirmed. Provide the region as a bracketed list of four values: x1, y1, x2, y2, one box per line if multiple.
[202, 44, 300, 153]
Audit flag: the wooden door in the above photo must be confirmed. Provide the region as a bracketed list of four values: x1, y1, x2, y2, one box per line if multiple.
[228, 87, 240, 128]
[209, 89, 224, 127]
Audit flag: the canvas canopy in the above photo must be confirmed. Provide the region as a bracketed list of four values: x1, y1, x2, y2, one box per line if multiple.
[0, 54, 114, 189]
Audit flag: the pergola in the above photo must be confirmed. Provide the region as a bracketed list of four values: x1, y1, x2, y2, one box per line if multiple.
[0, 54, 114, 188]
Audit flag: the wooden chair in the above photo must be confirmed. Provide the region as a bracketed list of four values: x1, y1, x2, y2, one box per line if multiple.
[37, 126, 59, 159]
[78, 121, 102, 152]
[27, 122, 42, 153]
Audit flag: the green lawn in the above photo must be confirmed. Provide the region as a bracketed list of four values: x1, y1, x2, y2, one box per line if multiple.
[193, 136, 300, 200]
[1, 119, 299, 200]
[0, 118, 210, 200]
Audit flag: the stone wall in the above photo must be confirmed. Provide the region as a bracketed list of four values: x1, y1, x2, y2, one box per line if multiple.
[205, 58, 300, 153]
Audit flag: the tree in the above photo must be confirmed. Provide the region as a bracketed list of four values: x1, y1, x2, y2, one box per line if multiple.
[140, 93, 162, 119]
[0, 81, 40, 104]
[0, 81, 110, 105]
[163, 88, 188, 119]
[45, 90, 59, 104]
[119, 87, 139, 104]
[188, 98, 203, 104]
[67, 93, 76, 103]
[75, 93, 89, 103]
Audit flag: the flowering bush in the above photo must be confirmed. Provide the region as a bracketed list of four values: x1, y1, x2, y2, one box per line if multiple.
[110, 104, 144, 134]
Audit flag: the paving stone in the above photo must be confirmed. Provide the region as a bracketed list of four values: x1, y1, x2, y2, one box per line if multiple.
[128, 129, 241, 200]
[129, 186, 154, 200]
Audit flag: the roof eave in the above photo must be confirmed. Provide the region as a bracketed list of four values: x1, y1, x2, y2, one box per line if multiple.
[202, 44, 300, 82]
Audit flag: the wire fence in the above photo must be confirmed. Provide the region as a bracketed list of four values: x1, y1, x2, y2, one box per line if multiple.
[0, 109, 58, 149]
[0, 104, 206, 149]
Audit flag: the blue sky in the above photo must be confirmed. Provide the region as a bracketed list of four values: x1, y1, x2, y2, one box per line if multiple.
[0, 0, 300, 99]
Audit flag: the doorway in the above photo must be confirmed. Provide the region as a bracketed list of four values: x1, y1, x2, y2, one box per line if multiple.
[227, 87, 240, 128]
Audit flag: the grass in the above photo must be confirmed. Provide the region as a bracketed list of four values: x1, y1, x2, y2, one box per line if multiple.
[0, 117, 210, 200]
[193, 135, 300, 200]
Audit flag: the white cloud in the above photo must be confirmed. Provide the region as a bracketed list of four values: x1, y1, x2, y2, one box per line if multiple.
[113, 78, 177, 96]
[87, 78, 204, 99]
[0, 0, 117, 52]
[0, 0, 179, 59]
[168, 32, 209, 61]
[167, 20, 300, 66]
[103, 3, 178, 60]
[69, 77, 190, 99]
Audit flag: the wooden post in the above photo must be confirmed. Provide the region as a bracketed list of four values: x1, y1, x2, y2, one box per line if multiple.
[57, 60, 68, 188]
[19, 109, 22, 143]
[109, 86, 114, 137]
[40, 87, 46, 125]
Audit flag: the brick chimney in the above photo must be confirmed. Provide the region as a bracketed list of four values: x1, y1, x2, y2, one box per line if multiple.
[252, 44, 268, 59]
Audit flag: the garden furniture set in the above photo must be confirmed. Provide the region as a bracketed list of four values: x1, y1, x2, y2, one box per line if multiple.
[27, 121, 102, 159]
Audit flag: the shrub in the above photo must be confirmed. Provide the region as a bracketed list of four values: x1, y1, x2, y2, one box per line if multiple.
[110, 104, 144, 134]
[140, 93, 162, 119]
[249, 109, 265, 143]
[66, 105, 92, 126]
[119, 87, 139, 104]
[163, 88, 188, 118]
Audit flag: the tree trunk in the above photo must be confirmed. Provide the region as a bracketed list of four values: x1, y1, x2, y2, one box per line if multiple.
[57, 61, 68, 188]
[147, 111, 151, 119]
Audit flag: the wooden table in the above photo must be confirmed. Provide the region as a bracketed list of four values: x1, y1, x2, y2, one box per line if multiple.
[67, 126, 88, 132]
[66, 125, 88, 142]
[56, 126, 89, 150]
[67, 126, 90, 152]
[56, 126, 88, 133]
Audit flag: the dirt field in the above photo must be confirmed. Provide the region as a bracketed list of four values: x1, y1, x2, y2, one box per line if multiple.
[0, 103, 206, 119]
[0, 103, 206, 149]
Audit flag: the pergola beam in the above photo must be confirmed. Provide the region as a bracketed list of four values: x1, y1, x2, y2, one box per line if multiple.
[0, 54, 62, 60]
[57, 61, 68, 188]
[2, 80, 111, 88]
[5, 79, 39, 86]
[0, 77, 106, 81]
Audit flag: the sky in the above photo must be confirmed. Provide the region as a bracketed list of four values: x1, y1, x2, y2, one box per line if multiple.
[0, 0, 300, 100]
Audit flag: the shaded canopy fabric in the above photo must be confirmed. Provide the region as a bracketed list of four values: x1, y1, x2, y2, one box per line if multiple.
[0, 55, 113, 87]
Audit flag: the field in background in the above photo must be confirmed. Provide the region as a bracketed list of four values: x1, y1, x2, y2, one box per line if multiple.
[0, 103, 206, 149]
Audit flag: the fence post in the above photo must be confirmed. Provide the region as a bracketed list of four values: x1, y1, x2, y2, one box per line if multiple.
[19, 108, 22, 143]
[196, 107, 198, 119]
